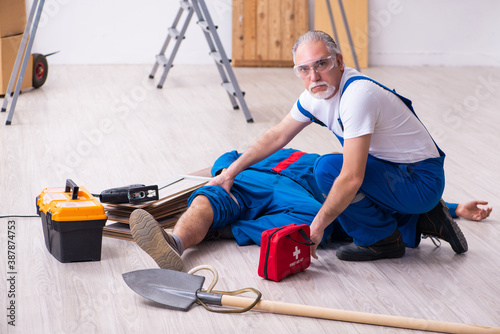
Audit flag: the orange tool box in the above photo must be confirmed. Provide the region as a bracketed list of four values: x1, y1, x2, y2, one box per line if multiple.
[36, 180, 107, 263]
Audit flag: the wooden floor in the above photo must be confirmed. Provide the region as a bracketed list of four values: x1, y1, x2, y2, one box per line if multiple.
[1, 64, 499, 333]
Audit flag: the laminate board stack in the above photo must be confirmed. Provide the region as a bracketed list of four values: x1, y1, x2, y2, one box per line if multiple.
[103, 174, 211, 240]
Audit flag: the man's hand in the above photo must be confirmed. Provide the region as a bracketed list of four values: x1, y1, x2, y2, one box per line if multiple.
[310, 231, 323, 260]
[456, 201, 492, 221]
[207, 171, 234, 194]
[308, 135, 371, 260]
[309, 215, 326, 260]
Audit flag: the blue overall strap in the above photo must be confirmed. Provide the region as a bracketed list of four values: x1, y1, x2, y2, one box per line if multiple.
[341, 75, 444, 156]
[296, 99, 326, 127]
[295, 77, 416, 127]
[296, 95, 345, 145]
[342, 76, 415, 115]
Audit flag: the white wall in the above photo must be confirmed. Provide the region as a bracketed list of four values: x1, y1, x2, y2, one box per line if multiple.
[29, 0, 500, 66]
[367, 0, 500, 66]
[30, 0, 232, 65]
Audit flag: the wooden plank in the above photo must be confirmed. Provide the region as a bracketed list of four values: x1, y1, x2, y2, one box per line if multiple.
[314, 0, 368, 68]
[293, 0, 309, 61]
[256, 0, 269, 62]
[232, 0, 309, 67]
[231, 0, 245, 66]
[281, 0, 294, 63]
[268, 0, 281, 61]
[295, 0, 309, 36]
[243, 0, 257, 64]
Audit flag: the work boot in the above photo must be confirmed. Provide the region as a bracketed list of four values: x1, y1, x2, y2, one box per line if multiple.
[418, 199, 468, 254]
[129, 209, 183, 271]
[336, 229, 405, 261]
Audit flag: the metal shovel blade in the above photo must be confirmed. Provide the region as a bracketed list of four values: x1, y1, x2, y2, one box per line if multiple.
[122, 269, 223, 311]
[123, 269, 205, 311]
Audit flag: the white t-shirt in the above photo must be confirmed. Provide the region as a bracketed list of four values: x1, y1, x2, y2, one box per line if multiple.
[290, 67, 440, 164]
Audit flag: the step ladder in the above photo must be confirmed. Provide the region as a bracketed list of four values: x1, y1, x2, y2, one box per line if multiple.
[149, 0, 253, 123]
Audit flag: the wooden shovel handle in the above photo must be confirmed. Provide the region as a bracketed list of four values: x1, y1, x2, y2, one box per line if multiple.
[221, 295, 500, 334]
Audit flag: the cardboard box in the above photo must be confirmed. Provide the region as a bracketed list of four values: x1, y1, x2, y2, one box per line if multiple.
[1, 34, 33, 95]
[0, 0, 27, 38]
[36, 181, 108, 263]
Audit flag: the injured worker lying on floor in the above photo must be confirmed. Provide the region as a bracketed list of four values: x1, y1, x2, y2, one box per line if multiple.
[129, 148, 492, 271]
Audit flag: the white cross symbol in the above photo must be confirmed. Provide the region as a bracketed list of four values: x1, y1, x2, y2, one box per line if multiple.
[293, 246, 301, 260]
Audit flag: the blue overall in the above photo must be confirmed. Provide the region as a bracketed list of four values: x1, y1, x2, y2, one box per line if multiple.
[188, 150, 456, 248]
[299, 76, 446, 247]
[188, 149, 338, 246]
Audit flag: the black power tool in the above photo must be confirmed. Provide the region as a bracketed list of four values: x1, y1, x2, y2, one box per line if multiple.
[98, 184, 159, 204]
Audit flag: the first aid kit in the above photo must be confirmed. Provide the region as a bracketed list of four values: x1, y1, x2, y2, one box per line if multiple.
[36, 179, 107, 263]
[258, 224, 314, 282]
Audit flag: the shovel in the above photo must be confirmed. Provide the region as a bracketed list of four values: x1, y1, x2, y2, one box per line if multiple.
[123, 269, 499, 334]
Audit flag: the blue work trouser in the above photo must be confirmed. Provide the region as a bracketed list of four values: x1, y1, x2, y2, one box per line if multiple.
[314, 153, 446, 247]
[188, 170, 331, 246]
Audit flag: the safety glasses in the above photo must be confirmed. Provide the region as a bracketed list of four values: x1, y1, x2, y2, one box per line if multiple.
[293, 56, 336, 79]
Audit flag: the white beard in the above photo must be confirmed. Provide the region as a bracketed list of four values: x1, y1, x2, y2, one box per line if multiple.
[308, 81, 336, 100]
